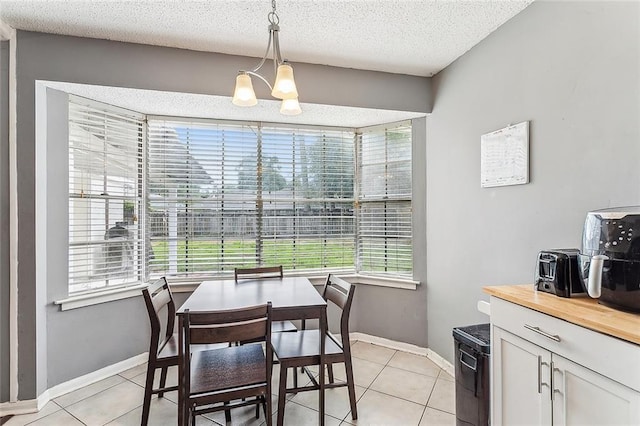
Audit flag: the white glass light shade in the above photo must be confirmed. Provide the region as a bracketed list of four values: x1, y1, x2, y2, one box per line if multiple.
[232, 73, 258, 106]
[271, 64, 299, 99]
[280, 97, 302, 115]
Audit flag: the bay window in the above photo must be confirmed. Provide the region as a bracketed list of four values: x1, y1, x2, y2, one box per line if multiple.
[67, 97, 413, 294]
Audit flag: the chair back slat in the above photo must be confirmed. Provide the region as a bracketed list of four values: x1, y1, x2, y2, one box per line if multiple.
[151, 288, 172, 314]
[188, 318, 268, 344]
[146, 276, 167, 295]
[235, 266, 283, 281]
[324, 275, 352, 309]
[182, 303, 272, 345]
[324, 283, 348, 310]
[186, 304, 269, 325]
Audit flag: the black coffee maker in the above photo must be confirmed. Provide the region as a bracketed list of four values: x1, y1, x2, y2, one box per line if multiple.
[578, 206, 640, 312]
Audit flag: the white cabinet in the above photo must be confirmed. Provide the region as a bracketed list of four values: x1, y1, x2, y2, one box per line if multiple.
[490, 297, 640, 426]
[492, 327, 551, 425]
[552, 355, 640, 426]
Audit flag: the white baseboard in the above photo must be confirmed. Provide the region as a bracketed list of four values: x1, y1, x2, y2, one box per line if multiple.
[426, 348, 455, 377]
[0, 398, 39, 417]
[350, 332, 454, 377]
[0, 353, 148, 417]
[2, 333, 457, 418]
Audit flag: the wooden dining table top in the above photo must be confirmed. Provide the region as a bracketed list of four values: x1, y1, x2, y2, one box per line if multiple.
[177, 276, 327, 321]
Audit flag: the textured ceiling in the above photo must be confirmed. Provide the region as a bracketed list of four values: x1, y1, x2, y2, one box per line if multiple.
[0, 0, 534, 77]
[7, 1, 534, 124]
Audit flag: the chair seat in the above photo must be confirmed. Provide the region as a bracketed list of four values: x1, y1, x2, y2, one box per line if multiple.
[190, 344, 266, 395]
[272, 330, 343, 361]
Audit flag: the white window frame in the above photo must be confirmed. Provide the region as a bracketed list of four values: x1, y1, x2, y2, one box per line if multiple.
[57, 112, 417, 310]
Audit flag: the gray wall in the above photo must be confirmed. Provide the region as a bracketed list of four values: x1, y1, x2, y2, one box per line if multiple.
[426, 0, 640, 362]
[1, 40, 10, 403]
[12, 31, 431, 400]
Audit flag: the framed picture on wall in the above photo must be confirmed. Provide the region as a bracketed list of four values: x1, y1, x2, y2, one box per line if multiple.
[480, 121, 529, 188]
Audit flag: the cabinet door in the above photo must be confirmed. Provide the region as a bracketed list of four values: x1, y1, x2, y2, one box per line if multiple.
[552, 354, 640, 426]
[492, 326, 553, 426]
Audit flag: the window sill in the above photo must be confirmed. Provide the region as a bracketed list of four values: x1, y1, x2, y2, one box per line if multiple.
[54, 284, 147, 311]
[55, 274, 420, 311]
[332, 274, 419, 290]
[170, 274, 419, 291]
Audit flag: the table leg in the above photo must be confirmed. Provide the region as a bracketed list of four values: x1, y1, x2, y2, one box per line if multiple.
[277, 365, 287, 426]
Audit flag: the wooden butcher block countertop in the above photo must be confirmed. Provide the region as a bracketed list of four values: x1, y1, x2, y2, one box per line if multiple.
[484, 284, 640, 345]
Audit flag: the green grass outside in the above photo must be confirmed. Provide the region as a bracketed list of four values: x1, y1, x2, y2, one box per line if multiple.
[150, 239, 411, 274]
[149, 239, 356, 272]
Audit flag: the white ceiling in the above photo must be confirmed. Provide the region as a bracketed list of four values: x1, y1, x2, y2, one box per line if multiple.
[0, 0, 534, 77]
[4, 0, 534, 126]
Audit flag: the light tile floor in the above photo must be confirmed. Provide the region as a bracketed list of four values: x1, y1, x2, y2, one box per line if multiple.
[4, 341, 456, 426]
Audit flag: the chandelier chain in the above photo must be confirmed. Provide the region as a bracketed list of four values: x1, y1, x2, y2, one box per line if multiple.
[268, 0, 279, 25]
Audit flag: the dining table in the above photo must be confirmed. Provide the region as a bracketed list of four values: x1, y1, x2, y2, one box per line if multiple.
[176, 276, 328, 426]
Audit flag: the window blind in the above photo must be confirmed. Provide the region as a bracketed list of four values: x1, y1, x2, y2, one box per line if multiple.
[68, 97, 144, 293]
[146, 119, 356, 278]
[356, 122, 413, 276]
[260, 126, 355, 272]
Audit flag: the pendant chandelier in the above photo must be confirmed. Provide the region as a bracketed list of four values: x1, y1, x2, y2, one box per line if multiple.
[232, 0, 301, 115]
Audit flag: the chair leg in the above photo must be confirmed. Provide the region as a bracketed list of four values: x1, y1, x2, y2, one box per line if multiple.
[293, 366, 298, 391]
[277, 364, 288, 426]
[327, 363, 334, 384]
[265, 393, 273, 426]
[158, 366, 168, 398]
[344, 358, 358, 420]
[191, 410, 196, 426]
[141, 365, 155, 426]
[224, 401, 231, 423]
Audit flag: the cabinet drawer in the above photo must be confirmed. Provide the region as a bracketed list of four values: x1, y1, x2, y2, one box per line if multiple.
[491, 296, 640, 392]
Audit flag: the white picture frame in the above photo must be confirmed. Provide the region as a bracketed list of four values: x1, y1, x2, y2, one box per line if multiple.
[480, 121, 529, 188]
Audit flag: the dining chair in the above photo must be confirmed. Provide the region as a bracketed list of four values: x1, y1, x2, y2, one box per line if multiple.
[271, 274, 357, 426]
[178, 303, 273, 426]
[141, 277, 179, 426]
[234, 265, 284, 281]
[234, 266, 297, 334]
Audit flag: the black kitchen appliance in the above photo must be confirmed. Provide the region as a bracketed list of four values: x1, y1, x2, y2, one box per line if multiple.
[535, 249, 584, 297]
[578, 206, 640, 312]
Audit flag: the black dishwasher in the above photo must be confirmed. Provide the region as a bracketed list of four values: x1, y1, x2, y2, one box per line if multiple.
[452, 323, 490, 426]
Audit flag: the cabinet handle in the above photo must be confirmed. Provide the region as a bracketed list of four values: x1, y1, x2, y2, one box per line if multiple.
[550, 361, 554, 401]
[552, 364, 563, 400]
[537, 355, 542, 394]
[524, 324, 561, 342]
